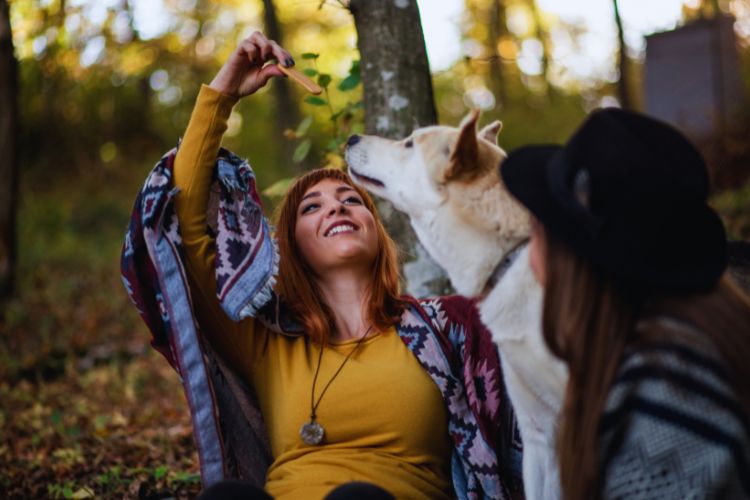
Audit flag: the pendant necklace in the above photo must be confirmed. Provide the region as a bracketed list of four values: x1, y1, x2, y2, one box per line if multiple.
[299, 325, 373, 445]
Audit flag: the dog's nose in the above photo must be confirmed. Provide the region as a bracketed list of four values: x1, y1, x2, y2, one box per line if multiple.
[346, 135, 361, 147]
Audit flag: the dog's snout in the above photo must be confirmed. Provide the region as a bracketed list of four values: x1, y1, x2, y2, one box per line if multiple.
[346, 135, 361, 147]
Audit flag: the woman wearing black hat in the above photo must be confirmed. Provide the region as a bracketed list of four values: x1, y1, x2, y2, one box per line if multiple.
[501, 108, 750, 500]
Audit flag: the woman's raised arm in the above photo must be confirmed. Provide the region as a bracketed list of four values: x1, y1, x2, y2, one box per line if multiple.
[172, 32, 292, 377]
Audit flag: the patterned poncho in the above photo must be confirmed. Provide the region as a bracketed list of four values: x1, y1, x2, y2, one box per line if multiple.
[121, 148, 524, 500]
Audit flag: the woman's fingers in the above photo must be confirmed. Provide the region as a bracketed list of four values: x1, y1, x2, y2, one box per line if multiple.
[239, 38, 260, 66]
[249, 31, 279, 64]
[243, 32, 293, 68]
[246, 32, 269, 60]
[211, 31, 293, 97]
[255, 63, 286, 88]
[269, 40, 294, 68]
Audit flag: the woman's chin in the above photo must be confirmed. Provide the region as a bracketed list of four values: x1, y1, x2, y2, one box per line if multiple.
[326, 239, 369, 257]
[321, 245, 377, 269]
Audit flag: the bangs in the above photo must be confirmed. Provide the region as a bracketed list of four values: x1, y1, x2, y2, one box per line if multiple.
[273, 168, 405, 344]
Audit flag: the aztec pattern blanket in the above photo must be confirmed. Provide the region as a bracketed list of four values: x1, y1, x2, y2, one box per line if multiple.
[121, 147, 524, 500]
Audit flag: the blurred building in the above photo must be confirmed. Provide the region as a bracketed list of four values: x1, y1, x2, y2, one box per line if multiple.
[645, 15, 746, 139]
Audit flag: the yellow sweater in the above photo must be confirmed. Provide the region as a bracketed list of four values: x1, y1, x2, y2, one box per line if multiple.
[173, 85, 452, 499]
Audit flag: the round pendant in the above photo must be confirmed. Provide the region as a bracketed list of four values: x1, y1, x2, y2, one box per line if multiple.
[300, 420, 325, 445]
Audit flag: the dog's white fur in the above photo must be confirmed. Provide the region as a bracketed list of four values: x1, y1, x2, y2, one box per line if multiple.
[345, 111, 568, 500]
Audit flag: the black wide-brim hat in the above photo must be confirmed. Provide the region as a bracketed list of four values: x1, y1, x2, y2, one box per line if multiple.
[501, 108, 727, 292]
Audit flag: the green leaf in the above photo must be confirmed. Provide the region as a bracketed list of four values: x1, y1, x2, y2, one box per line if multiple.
[127, 466, 150, 475]
[263, 177, 295, 198]
[317, 74, 331, 88]
[301, 52, 319, 59]
[172, 472, 201, 484]
[154, 465, 169, 480]
[293, 139, 312, 163]
[326, 138, 342, 152]
[63, 487, 74, 499]
[93, 415, 107, 430]
[349, 60, 360, 76]
[66, 425, 82, 438]
[295, 116, 313, 137]
[304, 96, 327, 106]
[51, 409, 63, 427]
[338, 74, 361, 91]
[303, 68, 318, 77]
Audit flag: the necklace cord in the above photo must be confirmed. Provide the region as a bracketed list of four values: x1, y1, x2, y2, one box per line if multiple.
[309, 325, 374, 421]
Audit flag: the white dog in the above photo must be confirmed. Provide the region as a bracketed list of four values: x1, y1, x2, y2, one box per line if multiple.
[345, 111, 568, 500]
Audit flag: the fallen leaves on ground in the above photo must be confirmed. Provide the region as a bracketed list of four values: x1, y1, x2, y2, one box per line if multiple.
[0, 343, 201, 499]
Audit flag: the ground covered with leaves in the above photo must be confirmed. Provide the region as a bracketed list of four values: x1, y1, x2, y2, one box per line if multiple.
[1, 354, 200, 499]
[1, 172, 201, 498]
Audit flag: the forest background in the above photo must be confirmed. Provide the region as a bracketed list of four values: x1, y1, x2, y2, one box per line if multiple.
[1, 0, 749, 497]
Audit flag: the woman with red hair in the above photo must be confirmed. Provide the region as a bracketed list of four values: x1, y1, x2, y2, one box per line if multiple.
[134, 31, 521, 499]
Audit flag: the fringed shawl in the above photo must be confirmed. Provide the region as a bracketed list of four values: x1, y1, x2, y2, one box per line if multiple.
[121, 148, 524, 499]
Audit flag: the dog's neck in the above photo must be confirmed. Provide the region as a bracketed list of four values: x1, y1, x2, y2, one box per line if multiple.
[481, 239, 529, 297]
[411, 204, 528, 297]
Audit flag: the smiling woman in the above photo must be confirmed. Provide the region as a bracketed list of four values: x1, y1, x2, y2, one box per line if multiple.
[123, 31, 523, 500]
[275, 170, 398, 346]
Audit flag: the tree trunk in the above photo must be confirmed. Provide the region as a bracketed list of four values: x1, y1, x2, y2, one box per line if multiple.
[612, 0, 632, 109]
[262, 0, 305, 172]
[349, 0, 450, 297]
[529, 0, 550, 95]
[709, 0, 720, 16]
[0, 0, 18, 300]
[488, 0, 508, 106]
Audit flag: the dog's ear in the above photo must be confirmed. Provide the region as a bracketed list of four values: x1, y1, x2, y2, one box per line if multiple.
[479, 120, 503, 145]
[447, 109, 480, 181]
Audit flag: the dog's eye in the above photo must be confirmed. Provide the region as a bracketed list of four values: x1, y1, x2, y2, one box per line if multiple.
[404, 139, 413, 148]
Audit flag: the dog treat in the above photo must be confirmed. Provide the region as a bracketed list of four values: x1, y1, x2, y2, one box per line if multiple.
[277, 64, 323, 95]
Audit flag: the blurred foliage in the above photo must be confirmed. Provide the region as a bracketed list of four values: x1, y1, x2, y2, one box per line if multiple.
[2, 0, 750, 496]
[288, 54, 363, 164]
[10, 0, 361, 194]
[1, 171, 200, 497]
[713, 178, 750, 240]
[9, 0, 750, 191]
[265, 53, 363, 199]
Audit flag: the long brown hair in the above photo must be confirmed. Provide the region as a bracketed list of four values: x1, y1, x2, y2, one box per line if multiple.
[540, 228, 750, 500]
[273, 168, 406, 345]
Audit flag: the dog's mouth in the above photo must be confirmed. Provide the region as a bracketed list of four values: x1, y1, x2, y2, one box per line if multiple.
[349, 167, 385, 188]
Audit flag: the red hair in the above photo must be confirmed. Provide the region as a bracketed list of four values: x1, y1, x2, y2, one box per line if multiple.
[273, 168, 406, 345]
